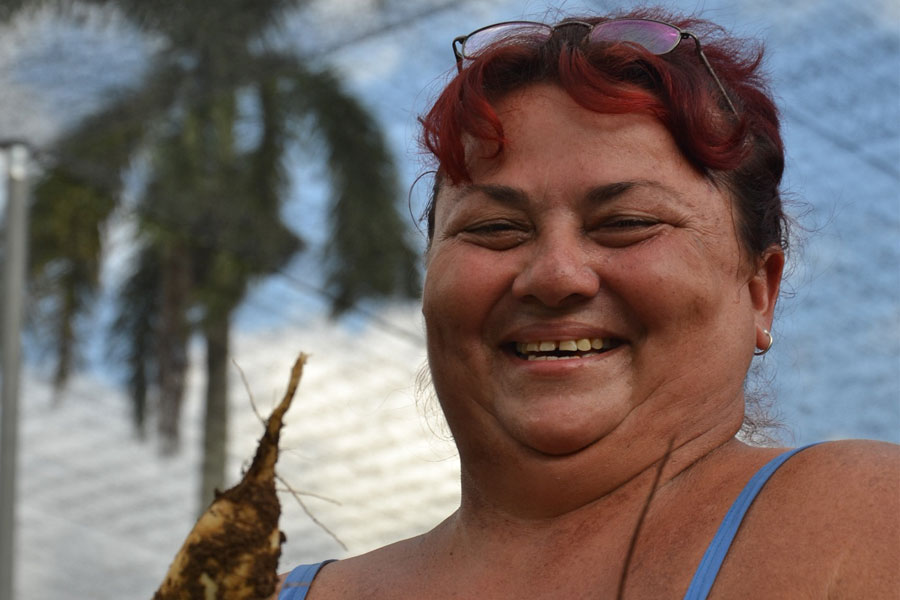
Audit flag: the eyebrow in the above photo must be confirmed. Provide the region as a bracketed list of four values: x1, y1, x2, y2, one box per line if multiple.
[455, 183, 528, 207]
[456, 180, 679, 206]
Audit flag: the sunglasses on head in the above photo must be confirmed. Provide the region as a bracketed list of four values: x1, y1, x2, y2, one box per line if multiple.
[452, 18, 738, 115]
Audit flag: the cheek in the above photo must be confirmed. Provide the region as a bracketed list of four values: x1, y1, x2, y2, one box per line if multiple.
[424, 249, 496, 348]
[610, 242, 737, 333]
[422, 252, 495, 403]
[424, 244, 512, 314]
[423, 251, 461, 324]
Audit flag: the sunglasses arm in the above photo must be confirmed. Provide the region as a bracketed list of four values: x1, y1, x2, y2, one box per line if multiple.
[683, 32, 738, 115]
[452, 37, 466, 73]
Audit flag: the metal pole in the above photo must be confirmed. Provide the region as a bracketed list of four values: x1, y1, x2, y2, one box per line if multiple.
[1, 142, 29, 600]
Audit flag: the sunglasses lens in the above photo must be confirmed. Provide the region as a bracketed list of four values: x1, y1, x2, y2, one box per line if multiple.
[588, 19, 680, 55]
[463, 22, 552, 58]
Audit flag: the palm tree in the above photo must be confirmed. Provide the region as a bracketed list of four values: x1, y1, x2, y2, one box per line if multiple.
[5, 0, 420, 509]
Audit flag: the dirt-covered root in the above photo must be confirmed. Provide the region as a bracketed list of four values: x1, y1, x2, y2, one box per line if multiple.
[154, 353, 307, 600]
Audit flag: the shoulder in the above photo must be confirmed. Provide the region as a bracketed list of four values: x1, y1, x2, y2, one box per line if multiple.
[707, 440, 897, 598]
[273, 536, 429, 600]
[776, 440, 898, 524]
[271, 562, 335, 600]
[787, 439, 898, 499]
[775, 440, 899, 597]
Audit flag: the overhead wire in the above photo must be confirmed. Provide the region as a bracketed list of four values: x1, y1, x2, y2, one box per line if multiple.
[16, 0, 899, 373]
[13, 0, 465, 353]
[782, 106, 899, 182]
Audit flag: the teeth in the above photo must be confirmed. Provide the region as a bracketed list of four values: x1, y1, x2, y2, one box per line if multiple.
[527, 351, 599, 361]
[516, 337, 616, 357]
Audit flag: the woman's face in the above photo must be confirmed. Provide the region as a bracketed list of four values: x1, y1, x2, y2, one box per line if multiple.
[423, 84, 780, 458]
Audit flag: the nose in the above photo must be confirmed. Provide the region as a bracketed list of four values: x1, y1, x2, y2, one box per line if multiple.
[511, 229, 601, 307]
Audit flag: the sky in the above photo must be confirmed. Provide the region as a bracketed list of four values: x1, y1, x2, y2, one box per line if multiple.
[1, 0, 898, 444]
[1, 4, 897, 598]
[289, 0, 900, 443]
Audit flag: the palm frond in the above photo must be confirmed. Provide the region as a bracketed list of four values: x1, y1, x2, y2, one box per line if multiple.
[49, 61, 183, 190]
[25, 61, 183, 391]
[27, 170, 116, 391]
[109, 243, 161, 437]
[155, 237, 192, 453]
[284, 63, 421, 313]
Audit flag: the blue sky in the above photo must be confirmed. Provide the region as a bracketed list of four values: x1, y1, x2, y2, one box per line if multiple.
[1, 0, 898, 443]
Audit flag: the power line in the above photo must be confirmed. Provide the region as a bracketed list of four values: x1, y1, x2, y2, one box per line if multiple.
[783, 105, 900, 180]
[103, 200, 425, 346]
[307, 0, 469, 59]
[273, 266, 423, 344]
[8, 0, 461, 352]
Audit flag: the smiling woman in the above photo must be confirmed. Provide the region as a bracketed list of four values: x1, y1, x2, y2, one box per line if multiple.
[274, 7, 899, 600]
[424, 92, 765, 461]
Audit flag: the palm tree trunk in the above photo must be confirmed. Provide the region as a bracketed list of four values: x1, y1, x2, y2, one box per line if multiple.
[199, 313, 230, 512]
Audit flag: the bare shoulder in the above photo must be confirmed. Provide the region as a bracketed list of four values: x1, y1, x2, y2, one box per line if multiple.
[272, 535, 429, 600]
[271, 560, 353, 600]
[783, 440, 899, 597]
[783, 440, 899, 520]
[792, 439, 898, 498]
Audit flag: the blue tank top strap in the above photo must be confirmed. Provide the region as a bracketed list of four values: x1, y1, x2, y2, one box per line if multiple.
[278, 560, 337, 600]
[682, 442, 822, 600]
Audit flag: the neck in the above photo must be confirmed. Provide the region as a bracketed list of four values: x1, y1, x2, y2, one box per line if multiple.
[454, 404, 744, 525]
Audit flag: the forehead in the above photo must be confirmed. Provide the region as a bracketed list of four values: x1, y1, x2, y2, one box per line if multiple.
[436, 84, 714, 213]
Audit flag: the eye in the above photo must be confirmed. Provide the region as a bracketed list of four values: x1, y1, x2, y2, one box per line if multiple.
[459, 220, 530, 250]
[589, 216, 662, 246]
[603, 217, 658, 228]
[468, 222, 517, 234]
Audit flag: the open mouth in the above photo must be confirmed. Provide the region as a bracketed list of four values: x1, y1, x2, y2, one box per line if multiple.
[512, 338, 622, 361]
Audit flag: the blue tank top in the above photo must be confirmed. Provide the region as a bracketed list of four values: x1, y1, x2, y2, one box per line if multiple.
[279, 443, 820, 600]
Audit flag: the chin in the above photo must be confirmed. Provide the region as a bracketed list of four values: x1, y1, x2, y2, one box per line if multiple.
[496, 392, 629, 457]
[511, 421, 612, 457]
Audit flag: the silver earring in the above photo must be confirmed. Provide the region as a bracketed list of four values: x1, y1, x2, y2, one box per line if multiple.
[754, 329, 774, 356]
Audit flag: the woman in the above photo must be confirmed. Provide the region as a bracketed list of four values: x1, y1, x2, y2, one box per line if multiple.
[276, 8, 898, 599]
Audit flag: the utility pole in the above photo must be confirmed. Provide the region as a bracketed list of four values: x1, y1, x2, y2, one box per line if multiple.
[0, 141, 30, 600]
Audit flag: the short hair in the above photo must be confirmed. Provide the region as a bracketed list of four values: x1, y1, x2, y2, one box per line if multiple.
[419, 7, 787, 260]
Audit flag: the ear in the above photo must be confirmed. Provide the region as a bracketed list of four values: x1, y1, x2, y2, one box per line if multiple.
[747, 246, 784, 333]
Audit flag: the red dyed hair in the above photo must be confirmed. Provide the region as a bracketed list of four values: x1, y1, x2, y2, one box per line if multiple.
[420, 7, 787, 258]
